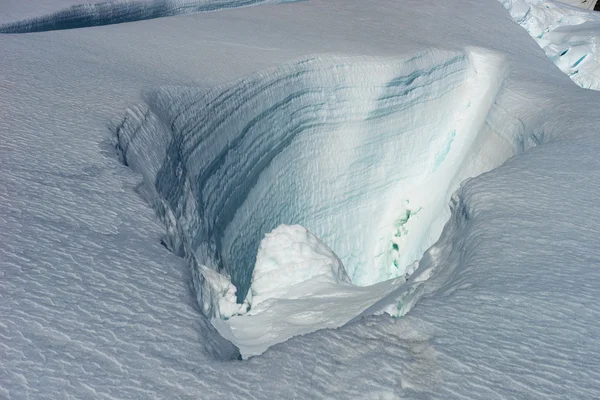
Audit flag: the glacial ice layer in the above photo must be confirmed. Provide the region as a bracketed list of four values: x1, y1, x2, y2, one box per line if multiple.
[0, 0, 299, 33]
[115, 48, 533, 357]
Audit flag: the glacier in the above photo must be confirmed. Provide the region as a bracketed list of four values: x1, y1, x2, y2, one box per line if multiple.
[2, 0, 600, 398]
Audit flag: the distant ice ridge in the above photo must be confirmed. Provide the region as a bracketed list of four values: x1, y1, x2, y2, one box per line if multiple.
[0, 0, 299, 33]
[501, 0, 600, 89]
[251, 224, 351, 307]
[559, 0, 598, 9]
[114, 48, 538, 357]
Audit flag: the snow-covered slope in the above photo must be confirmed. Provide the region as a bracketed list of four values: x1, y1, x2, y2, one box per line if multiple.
[2, 0, 600, 398]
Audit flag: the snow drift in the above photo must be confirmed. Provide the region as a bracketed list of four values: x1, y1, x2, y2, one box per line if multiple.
[250, 224, 352, 308]
[112, 47, 539, 356]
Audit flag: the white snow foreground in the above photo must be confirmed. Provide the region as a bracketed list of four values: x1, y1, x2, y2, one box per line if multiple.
[3, 0, 600, 398]
[502, 0, 600, 89]
[115, 48, 519, 356]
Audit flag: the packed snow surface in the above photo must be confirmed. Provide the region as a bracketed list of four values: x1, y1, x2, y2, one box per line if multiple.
[2, 0, 600, 398]
[502, 0, 600, 89]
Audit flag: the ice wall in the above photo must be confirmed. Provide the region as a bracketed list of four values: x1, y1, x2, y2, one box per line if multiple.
[114, 48, 531, 356]
[0, 0, 299, 33]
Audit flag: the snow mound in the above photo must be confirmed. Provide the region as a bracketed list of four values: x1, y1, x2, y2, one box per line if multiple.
[199, 224, 352, 323]
[501, 0, 600, 89]
[114, 48, 536, 356]
[0, 0, 298, 33]
[212, 224, 408, 357]
[558, 0, 598, 9]
[251, 224, 351, 307]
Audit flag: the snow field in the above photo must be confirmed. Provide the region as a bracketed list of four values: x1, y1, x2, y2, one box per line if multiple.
[3, 0, 600, 397]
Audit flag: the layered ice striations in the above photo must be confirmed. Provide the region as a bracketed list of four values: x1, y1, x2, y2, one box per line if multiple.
[115, 49, 523, 357]
[0, 0, 299, 33]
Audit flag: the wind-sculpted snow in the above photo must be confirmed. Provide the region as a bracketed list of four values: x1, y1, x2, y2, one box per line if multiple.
[501, 0, 600, 89]
[113, 48, 534, 356]
[0, 0, 299, 33]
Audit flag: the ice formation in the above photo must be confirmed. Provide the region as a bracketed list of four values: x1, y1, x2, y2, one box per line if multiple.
[0, 0, 298, 33]
[501, 0, 600, 89]
[114, 48, 535, 356]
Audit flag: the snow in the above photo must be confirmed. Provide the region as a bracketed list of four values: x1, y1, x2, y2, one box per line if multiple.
[408, 138, 600, 398]
[250, 224, 352, 307]
[2, 0, 600, 398]
[0, 0, 299, 33]
[502, 0, 600, 89]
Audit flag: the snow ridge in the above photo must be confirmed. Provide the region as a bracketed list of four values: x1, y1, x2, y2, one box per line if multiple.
[113, 49, 528, 356]
[0, 0, 299, 33]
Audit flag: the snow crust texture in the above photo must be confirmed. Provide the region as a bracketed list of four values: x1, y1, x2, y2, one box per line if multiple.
[0, 0, 298, 33]
[502, 0, 600, 89]
[408, 139, 600, 399]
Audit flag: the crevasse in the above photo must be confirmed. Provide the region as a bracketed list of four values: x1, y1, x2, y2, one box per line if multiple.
[114, 48, 532, 357]
[0, 0, 300, 33]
